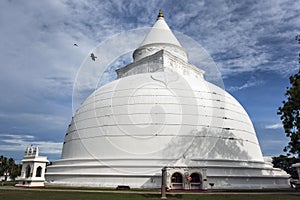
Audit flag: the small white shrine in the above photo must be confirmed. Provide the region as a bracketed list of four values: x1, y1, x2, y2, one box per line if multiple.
[16, 145, 49, 187]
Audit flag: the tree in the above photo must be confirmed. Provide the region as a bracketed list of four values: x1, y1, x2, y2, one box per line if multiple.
[272, 36, 300, 178]
[272, 155, 300, 179]
[0, 156, 7, 177]
[0, 155, 21, 181]
[277, 70, 300, 157]
[277, 36, 300, 158]
[10, 164, 22, 180]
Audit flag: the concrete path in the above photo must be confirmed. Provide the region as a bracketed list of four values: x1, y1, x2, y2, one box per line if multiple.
[1, 186, 300, 195]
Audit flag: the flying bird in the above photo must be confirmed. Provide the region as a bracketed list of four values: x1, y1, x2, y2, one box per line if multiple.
[73, 43, 78, 47]
[90, 53, 97, 61]
[296, 35, 300, 44]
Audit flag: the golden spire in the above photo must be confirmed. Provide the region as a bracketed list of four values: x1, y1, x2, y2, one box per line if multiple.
[157, 9, 164, 19]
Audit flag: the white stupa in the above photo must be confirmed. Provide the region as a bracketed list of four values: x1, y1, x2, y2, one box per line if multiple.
[46, 11, 289, 189]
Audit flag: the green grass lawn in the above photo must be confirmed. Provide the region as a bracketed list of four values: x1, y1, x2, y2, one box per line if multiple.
[0, 190, 300, 200]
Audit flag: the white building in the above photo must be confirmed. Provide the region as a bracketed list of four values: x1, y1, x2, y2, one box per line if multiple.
[16, 145, 49, 187]
[46, 11, 289, 189]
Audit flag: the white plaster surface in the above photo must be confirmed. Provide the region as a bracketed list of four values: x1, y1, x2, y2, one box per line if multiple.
[45, 14, 289, 189]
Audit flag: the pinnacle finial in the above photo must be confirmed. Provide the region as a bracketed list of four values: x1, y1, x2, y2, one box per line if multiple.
[157, 9, 164, 19]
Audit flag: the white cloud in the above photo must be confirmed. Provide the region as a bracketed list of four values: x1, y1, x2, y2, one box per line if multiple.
[227, 76, 265, 92]
[0, 134, 34, 139]
[265, 123, 283, 129]
[0, 134, 62, 155]
[171, 0, 300, 77]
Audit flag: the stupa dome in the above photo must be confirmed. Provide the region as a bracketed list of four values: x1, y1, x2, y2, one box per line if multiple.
[46, 11, 289, 189]
[62, 64, 263, 162]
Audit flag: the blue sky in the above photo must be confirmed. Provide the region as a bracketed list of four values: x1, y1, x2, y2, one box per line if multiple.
[0, 0, 299, 162]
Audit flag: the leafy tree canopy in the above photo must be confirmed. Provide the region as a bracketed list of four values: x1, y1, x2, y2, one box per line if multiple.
[0, 155, 21, 181]
[272, 155, 300, 179]
[273, 36, 300, 178]
[277, 69, 300, 157]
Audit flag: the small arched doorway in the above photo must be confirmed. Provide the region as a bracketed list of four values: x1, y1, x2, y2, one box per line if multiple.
[171, 172, 183, 190]
[25, 165, 31, 178]
[190, 173, 202, 190]
[36, 166, 42, 177]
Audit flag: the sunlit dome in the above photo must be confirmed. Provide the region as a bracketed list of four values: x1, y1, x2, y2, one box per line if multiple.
[46, 11, 289, 189]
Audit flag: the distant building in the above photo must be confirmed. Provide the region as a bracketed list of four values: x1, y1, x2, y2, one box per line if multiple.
[46, 11, 289, 189]
[16, 145, 49, 187]
[0, 174, 12, 182]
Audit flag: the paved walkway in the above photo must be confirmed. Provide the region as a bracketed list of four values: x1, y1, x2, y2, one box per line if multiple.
[1, 186, 300, 195]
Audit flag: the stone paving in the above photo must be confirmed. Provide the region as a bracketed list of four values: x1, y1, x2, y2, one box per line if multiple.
[1, 186, 300, 195]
